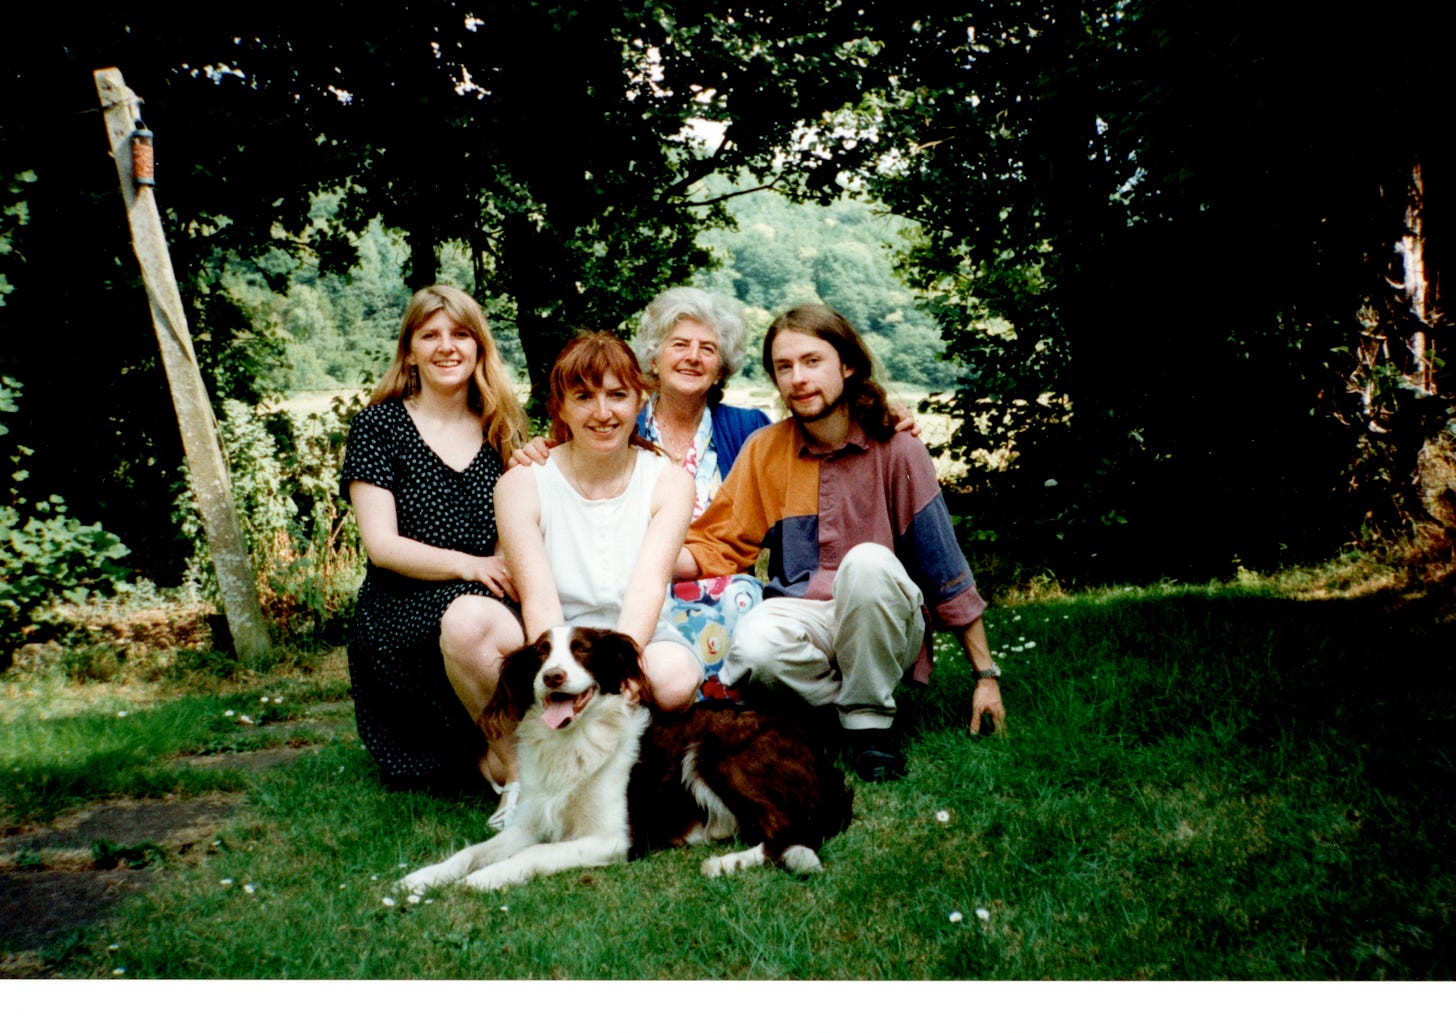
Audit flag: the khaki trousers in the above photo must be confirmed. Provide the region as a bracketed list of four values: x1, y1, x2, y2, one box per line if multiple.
[720, 543, 926, 731]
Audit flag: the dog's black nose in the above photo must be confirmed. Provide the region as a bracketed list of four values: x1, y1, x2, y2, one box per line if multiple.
[542, 667, 566, 690]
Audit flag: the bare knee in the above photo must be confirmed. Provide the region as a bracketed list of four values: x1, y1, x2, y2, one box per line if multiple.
[644, 644, 701, 712]
[440, 595, 522, 663]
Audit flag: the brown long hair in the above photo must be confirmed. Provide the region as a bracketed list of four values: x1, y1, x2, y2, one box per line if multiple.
[370, 285, 527, 459]
[761, 304, 898, 441]
[546, 330, 660, 454]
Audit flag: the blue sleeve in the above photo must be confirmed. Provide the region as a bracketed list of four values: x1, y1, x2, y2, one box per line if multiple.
[712, 403, 773, 472]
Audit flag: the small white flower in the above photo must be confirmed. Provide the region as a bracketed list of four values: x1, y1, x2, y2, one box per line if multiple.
[108, 943, 121, 951]
[976, 908, 991, 922]
[273, 697, 283, 704]
[949, 911, 964, 923]
[112, 967, 126, 976]
[371, 875, 379, 881]
[220, 878, 234, 887]
[116, 711, 129, 718]
[1023, 641, 1036, 649]
[382, 897, 397, 908]
[406, 894, 421, 905]
[1044, 478, 1058, 488]
[500, 905, 509, 913]
[398, 862, 408, 869]
[935, 810, 950, 824]
[260, 695, 270, 703]
[224, 710, 235, 717]
[243, 884, 256, 894]
[238, 714, 255, 725]
[339, 884, 346, 890]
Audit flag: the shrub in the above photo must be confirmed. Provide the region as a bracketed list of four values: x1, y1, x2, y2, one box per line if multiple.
[1, 377, 132, 665]
[175, 391, 366, 644]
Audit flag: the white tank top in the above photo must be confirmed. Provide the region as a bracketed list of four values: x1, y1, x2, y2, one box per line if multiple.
[534, 446, 673, 631]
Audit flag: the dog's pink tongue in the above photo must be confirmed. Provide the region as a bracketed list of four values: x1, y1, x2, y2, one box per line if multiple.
[542, 697, 575, 729]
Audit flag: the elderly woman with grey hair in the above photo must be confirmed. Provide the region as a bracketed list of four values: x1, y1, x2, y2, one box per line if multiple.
[628, 286, 772, 515]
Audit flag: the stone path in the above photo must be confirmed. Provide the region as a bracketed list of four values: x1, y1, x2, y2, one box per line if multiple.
[0, 744, 316, 975]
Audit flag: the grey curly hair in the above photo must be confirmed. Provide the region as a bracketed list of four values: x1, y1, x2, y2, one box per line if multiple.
[631, 287, 747, 406]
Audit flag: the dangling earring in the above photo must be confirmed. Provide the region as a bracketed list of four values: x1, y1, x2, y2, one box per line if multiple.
[407, 363, 420, 395]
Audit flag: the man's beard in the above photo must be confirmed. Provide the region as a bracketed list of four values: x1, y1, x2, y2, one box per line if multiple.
[791, 383, 846, 423]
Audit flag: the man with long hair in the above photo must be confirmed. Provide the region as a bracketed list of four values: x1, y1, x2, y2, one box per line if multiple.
[676, 304, 1005, 781]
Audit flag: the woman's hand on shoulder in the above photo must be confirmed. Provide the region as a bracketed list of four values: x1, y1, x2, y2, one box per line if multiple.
[507, 435, 555, 469]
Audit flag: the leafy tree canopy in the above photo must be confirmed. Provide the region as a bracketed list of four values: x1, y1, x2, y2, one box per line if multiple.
[0, 2, 886, 577]
[861, 1, 1450, 581]
[0, 1, 1447, 591]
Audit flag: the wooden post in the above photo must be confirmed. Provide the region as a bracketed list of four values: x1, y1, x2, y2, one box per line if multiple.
[94, 67, 271, 664]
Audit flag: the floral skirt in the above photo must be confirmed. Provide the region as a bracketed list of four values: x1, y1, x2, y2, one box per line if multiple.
[667, 574, 763, 701]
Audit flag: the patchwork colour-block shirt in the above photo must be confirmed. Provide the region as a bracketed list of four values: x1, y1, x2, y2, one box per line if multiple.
[684, 418, 987, 683]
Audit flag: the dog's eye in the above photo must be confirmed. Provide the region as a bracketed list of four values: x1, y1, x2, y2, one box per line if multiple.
[571, 641, 589, 658]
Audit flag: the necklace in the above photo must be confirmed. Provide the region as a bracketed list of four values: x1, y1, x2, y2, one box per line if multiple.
[654, 414, 698, 466]
[564, 443, 634, 500]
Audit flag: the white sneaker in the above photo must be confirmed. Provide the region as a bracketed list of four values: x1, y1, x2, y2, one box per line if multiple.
[487, 779, 520, 830]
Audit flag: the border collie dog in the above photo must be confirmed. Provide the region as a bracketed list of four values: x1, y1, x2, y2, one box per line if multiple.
[399, 626, 853, 894]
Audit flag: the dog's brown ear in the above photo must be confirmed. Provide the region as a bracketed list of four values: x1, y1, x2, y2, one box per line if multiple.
[603, 631, 649, 701]
[485, 638, 540, 729]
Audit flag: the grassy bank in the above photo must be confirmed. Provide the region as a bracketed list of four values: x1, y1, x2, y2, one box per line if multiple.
[2, 569, 1452, 980]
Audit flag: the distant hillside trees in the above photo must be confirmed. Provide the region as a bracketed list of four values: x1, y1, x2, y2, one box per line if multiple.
[694, 187, 961, 387]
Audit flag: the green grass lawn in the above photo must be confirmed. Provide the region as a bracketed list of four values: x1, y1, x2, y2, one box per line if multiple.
[2, 569, 1452, 982]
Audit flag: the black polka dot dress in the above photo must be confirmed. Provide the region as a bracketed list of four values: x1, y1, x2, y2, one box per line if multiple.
[339, 399, 510, 791]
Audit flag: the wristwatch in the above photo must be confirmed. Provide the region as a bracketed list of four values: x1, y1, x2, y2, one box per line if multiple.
[972, 662, 1001, 681]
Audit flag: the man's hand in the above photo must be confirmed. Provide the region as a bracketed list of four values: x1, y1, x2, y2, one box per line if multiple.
[969, 680, 1006, 735]
[889, 403, 921, 437]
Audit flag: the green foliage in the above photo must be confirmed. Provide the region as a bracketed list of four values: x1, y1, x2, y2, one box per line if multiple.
[0, 3, 890, 584]
[175, 392, 365, 644]
[861, 2, 1450, 583]
[0, 378, 131, 664]
[0, 169, 34, 308]
[694, 184, 961, 387]
[0, 2, 1446, 599]
[90, 839, 169, 870]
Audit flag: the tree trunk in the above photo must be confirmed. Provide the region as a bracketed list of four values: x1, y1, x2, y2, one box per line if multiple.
[1398, 162, 1436, 395]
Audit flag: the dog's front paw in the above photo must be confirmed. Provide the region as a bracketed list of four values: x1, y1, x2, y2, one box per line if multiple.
[462, 860, 527, 893]
[399, 861, 460, 894]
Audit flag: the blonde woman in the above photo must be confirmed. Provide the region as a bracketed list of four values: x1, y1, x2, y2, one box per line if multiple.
[341, 285, 528, 824]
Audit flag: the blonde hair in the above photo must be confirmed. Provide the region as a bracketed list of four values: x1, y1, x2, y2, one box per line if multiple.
[370, 285, 528, 459]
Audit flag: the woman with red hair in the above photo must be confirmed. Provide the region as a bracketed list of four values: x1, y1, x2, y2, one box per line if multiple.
[494, 330, 703, 711]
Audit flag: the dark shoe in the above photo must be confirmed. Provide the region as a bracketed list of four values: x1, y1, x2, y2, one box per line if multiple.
[848, 730, 907, 782]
